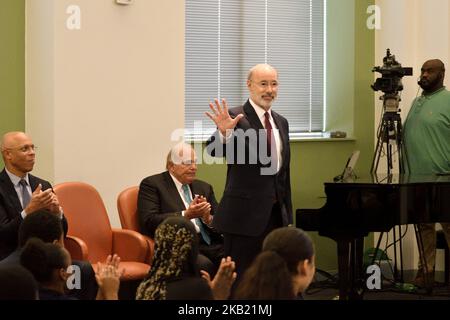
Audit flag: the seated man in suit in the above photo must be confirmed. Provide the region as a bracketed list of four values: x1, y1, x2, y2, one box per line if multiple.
[137, 142, 224, 275]
[0, 131, 67, 259]
[0, 131, 96, 299]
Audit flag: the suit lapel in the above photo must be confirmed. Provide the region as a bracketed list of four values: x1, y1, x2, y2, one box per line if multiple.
[190, 181, 206, 199]
[162, 171, 186, 211]
[0, 169, 24, 213]
[243, 100, 264, 131]
[28, 174, 40, 192]
[272, 111, 287, 151]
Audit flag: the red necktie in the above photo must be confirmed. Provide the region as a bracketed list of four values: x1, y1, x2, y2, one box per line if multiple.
[264, 112, 277, 165]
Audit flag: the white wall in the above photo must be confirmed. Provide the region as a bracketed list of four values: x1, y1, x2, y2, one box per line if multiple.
[375, 0, 450, 271]
[26, 0, 55, 182]
[26, 0, 185, 227]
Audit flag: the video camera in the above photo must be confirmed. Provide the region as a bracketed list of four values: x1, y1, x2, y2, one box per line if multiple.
[371, 49, 413, 94]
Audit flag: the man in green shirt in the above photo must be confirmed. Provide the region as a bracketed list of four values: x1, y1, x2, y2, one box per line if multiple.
[404, 59, 450, 287]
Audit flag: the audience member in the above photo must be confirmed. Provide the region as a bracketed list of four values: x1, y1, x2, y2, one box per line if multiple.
[136, 216, 235, 300]
[0, 210, 97, 300]
[234, 227, 315, 300]
[21, 238, 121, 300]
[0, 265, 38, 300]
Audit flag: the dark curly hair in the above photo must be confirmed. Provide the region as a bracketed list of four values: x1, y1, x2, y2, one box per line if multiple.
[20, 238, 69, 283]
[136, 216, 199, 300]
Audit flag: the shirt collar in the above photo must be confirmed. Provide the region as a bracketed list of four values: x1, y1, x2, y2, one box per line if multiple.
[249, 98, 272, 121]
[169, 172, 185, 192]
[422, 86, 446, 98]
[5, 168, 30, 187]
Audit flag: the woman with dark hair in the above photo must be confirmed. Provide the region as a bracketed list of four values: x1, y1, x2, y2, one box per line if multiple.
[234, 227, 315, 300]
[136, 216, 236, 300]
[20, 238, 121, 300]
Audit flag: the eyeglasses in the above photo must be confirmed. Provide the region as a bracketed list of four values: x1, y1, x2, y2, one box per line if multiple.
[4, 145, 37, 153]
[181, 159, 198, 166]
[250, 80, 279, 89]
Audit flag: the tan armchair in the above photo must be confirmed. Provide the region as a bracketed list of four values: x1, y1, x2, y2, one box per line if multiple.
[54, 182, 150, 281]
[117, 186, 154, 265]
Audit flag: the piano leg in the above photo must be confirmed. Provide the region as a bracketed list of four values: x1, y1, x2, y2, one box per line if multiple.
[350, 238, 364, 300]
[337, 240, 350, 300]
[337, 238, 365, 300]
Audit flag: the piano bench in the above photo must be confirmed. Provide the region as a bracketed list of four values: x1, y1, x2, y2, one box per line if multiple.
[436, 230, 449, 284]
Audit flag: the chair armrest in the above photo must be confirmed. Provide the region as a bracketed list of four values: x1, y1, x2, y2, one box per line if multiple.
[64, 235, 89, 261]
[111, 228, 149, 262]
[143, 235, 155, 265]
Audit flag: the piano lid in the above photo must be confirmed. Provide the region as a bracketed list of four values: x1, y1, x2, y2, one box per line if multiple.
[326, 173, 450, 186]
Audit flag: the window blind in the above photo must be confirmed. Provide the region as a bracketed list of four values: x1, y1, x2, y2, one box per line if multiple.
[185, 0, 325, 139]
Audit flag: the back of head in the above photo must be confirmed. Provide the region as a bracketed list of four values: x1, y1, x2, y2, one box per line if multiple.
[235, 250, 295, 300]
[18, 210, 63, 247]
[262, 227, 314, 273]
[20, 238, 68, 284]
[235, 227, 314, 300]
[136, 216, 199, 300]
[0, 265, 38, 300]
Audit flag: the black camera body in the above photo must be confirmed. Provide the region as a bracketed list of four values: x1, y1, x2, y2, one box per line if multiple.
[371, 49, 413, 94]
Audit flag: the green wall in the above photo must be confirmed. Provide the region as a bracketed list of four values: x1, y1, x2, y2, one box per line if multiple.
[197, 0, 375, 271]
[0, 0, 25, 167]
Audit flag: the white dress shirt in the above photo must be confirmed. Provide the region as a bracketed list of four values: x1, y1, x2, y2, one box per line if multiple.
[169, 173, 201, 233]
[219, 98, 282, 172]
[5, 168, 63, 219]
[5, 168, 31, 219]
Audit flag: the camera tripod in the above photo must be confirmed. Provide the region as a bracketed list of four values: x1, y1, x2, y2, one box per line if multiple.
[371, 111, 405, 175]
[371, 110, 406, 283]
[370, 109, 430, 289]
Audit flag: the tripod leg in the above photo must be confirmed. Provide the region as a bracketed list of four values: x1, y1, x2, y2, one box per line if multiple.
[414, 224, 433, 293]
[371, 232, 384, 266]
[396, 117, 405, 174]
[393, 227, 399, 281]
[398, 225, 404, 283]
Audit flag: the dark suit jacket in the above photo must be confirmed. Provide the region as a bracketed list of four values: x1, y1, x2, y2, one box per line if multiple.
[137, 171, 222, 243]
[0, 169, 68, 260]
[206, 100, 293, 237]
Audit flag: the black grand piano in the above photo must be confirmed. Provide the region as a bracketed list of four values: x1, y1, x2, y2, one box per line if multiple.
[296, 173, 450, 300]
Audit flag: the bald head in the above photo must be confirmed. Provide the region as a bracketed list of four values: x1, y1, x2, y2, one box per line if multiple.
[419, 59, 446, 93]
[1, 132, 36, 177]
[247, 64, 278, 81]
[166, 142, 197, 185]
[166, 142, 196, 168]
[424, 59, 445, 72]
[1, 132, 28, 152]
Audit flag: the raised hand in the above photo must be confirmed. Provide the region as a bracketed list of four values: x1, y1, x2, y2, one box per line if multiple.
[46, 192, 62, 214]
[185, 197, 211, 220]
[201, 256, 236, 300]
[24, 184, 54, 215]
[205, 98, 244, 136]
[95, 255, 123, 300]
